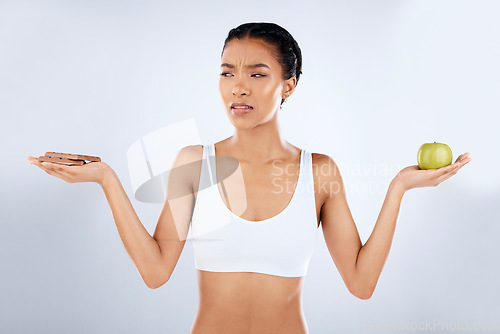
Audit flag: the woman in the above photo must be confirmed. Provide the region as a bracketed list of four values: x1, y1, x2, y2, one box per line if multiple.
[27, 22, 471, 334]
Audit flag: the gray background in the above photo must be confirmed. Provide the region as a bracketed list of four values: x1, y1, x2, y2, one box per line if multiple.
[1, 0, 499, 333]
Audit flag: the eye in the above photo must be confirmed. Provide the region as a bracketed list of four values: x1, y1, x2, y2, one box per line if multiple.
[219, 73, 266, 78]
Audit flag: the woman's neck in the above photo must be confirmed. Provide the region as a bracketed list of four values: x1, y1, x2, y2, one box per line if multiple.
[225, 131, 293, 164]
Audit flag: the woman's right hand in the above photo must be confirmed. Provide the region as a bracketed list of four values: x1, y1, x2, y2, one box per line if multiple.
[26, 156, 114, 186]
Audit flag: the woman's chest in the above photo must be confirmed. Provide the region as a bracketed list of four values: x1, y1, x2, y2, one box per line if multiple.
[213, 161, 322, 227]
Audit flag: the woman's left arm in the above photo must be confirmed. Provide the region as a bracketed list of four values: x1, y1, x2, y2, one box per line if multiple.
[318, 152, 471, 300]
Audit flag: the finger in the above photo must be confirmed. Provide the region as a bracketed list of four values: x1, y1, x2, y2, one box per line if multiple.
[450, 153, 471, 168]
[44, 162, 75, 178]
[39, 161, 65, 175]
[457, 155, 472, 167]
[438, 168, 459, 183]
[41, 161, 71, 172]
[439, 163, 458, 175]
[436, 166, 458, 182]
[39, 164, 58, 176]
[27, 156, 43, 167]
[38, 162, 73, 182]
[455, 152, 470, 164]
[437, 161, 461, 179]
[454, 157, 468, 169]
[460, 157, 472, 166]
[450, 163, 463, 175]
[438, 157, 471, 181]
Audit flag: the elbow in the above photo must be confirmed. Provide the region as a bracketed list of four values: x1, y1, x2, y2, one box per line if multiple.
[348, 283, 374, 300]
[143, 263, 172, 289]
[146, 281, 162, 289]
[353, 289, 373, 300]
[147, 284, 162, 290]
[144, 273, 171, 290]
[145, 278, 168, 289]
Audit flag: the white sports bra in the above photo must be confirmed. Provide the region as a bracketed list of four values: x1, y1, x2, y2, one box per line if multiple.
[189, 143, 319, 277]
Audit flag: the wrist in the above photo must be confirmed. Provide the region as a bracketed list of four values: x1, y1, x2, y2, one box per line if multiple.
[390, 176, 407, 196]
[99, 166, 118, 188]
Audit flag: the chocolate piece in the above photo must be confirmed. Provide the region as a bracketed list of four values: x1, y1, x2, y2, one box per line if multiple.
[44, 152, 101, 162]
[38, 156, 85, 166]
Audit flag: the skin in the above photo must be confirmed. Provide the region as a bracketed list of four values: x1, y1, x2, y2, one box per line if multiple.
[26, 36, 472, 334]
[217, 37, 297, 160]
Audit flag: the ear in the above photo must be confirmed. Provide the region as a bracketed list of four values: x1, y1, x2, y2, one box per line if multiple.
[281, 76, 297, 99]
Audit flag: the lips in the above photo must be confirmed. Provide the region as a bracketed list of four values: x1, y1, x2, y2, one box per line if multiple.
[230, 103, 253, 115]
[230, 103, 253, 110]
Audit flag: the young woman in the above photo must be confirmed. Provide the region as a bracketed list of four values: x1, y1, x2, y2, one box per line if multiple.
[27, 22, 471, 334]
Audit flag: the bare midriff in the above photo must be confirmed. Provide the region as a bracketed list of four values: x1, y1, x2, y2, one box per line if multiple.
[189, 142, 324, 333]
[190, 270, 308, 334]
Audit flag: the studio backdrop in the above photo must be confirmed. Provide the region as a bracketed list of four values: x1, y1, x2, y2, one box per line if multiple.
[1, 0, 499, 333]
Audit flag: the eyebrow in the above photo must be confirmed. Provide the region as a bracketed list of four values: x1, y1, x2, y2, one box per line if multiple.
[220, 63, 271, 69]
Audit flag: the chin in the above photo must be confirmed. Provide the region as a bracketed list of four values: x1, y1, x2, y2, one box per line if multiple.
[228, 119, 256, 130]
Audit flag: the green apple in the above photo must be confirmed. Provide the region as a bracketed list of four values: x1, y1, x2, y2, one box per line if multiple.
[417, 142, 453, 170]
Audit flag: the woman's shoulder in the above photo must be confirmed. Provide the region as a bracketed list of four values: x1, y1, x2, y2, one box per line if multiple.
[170, 145, 204, 193]
[310, 151, 343, 181]
[174, 144, 204, 175]
[310, 151, 339, 166]
[307, 151, 344, 202]
[178, 144, 204, 160]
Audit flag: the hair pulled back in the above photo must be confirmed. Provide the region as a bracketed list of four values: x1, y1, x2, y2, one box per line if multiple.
[221, 22, 303, 106]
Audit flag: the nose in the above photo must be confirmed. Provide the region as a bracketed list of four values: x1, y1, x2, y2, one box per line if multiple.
[232, 78, 249, 96]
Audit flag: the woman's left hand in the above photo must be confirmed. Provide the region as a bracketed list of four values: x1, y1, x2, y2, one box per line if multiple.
[395, 152, 472, 191]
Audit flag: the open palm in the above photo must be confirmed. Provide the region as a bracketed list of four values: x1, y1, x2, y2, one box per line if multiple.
[27, 156, 112, 185]
[396, 152, 472, 191]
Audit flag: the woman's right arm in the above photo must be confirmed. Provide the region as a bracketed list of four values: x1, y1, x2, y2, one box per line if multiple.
[101, 145, 201, 289]
[27, 145, 200, 289]
[99, 168, 170, 289]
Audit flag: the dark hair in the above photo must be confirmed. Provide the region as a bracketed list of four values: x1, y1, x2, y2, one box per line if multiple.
[221, 22, 303, 106]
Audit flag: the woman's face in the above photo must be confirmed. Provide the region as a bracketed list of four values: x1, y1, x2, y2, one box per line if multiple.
[219, 37, 295, 128]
